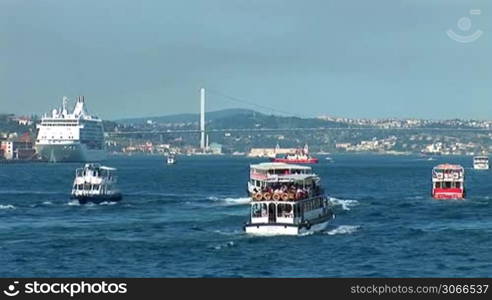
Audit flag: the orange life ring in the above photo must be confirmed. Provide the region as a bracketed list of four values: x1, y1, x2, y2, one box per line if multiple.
[273, 193, 281, 201]
[254, 193, 263, 201]
[288, 193, 295, 200]
[281, 193, 289, 201]
[263, 192, 272, 200]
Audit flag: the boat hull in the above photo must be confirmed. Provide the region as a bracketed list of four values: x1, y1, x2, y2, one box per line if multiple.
[271, 158, 318, 164]
[432, 188, 465, 200]
[71, 193, 122, 204]
[36, 143, 106, 163]
[244, 215, 333, 236]
[473, 165, 489, 170]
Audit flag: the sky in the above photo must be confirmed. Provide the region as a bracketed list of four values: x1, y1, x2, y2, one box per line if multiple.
[0, 0, 490, 120]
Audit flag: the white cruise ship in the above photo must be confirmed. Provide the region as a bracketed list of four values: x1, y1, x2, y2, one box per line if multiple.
[35, 96, 106, 162]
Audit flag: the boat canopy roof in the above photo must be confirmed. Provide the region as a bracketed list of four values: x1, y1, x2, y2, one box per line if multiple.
[250, 162, 317, 183]
[433, 164, 463, 171]
[268, 173, 318, 182]
[473, 155, 489, 160]
[77, 163, 117, 172]
[250, 162, 311, 171]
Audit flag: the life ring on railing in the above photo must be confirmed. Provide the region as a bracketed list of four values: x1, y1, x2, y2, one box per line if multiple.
[263, 192, 272, 200]
[288, 193, 295, 200]
[273, 193, 281, 201]
[295, 192, 303, 200]
[281, 193, 289, 201]
[437, 173, 443, 179]
[254, 193, 263, 201]
[453, 173, 459, 179]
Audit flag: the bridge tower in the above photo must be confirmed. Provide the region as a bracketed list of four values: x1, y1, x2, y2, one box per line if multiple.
[200, 88, 206, 150]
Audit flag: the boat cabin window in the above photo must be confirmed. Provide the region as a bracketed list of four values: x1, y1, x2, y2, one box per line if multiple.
[435, 182, 441, 188]
[277, 203, 293, 218]
[444, 182, 452, 188]
[302, 198, 323, 212]
[92, 184, 100, 191]
[252, 203, 267, 218]
[250, 179, 261, 187]
[78, 184, 83, 190]
[455, 182, 461, 189]
[294, 204, 300, 217]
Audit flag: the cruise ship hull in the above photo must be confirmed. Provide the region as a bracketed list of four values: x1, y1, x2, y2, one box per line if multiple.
[36, 143, 106, 162]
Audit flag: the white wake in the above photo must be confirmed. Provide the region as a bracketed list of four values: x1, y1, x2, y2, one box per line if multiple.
[208, 196, 250, 206]
[329, 197, 359, 211]
[325, 225, 360, 235]
[0, 204, 15, 210]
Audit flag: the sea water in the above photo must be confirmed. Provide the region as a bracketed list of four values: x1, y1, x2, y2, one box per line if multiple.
[0, 154, 490, 277]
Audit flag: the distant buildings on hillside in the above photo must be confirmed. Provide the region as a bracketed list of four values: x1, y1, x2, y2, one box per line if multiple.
[0, 133, 36, 160]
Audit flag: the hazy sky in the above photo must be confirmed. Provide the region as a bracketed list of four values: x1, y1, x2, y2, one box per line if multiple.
[1, 0, 490, 120]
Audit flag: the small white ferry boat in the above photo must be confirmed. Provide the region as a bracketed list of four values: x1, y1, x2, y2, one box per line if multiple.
[473, 156, 489, 170]
[167, 153, 176, 165]
[244, 162, 334, 236]
[71, 163, 122, 204]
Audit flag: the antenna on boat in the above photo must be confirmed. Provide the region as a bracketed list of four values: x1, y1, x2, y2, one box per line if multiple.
[62, 96, 68, 116]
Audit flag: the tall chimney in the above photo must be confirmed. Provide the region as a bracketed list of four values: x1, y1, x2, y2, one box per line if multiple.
[200, 88, 206, 150]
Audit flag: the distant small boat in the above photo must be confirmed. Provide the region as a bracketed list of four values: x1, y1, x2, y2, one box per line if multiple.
[271, 144, 318, 164]
[167, 154, 176, 165]
[71, 163, 122, 204]
[473, 155, 489, 170]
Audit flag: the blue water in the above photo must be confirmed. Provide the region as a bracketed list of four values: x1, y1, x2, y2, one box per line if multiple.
[0, 155, 491, 277]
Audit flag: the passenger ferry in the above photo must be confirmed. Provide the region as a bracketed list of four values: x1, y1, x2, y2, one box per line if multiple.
[473, 156, 489, 170]
[35, 96, 106, 162]
[271, 144, 318, 164]
[244, 162, 334, 235]
[431, 164, 465, 199]
[71, 163, 122, 204]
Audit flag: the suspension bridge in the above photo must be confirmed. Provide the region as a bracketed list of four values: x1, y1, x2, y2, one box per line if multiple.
[107, 88, 491, 149]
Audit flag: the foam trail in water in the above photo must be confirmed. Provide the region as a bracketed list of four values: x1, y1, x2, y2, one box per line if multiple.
[213, 229, 244, 236]
[0, 204, 15, 210]
[329, 197, 359, 211]
[298, 231, 315, 237]
[42, 201, 53, 205]
[67, 200, 80, 206]
[208, 196, 250, 206]
[325, 225, 360, 235]
[99, 201, 118, 206]
[212, 241, 235, 250]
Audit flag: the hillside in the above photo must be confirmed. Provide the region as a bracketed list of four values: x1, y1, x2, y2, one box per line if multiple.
[115, 108, 347, 130]
[116, 108, 256, 125]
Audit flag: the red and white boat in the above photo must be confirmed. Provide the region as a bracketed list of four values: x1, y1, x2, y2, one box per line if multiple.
[432, 164, 465, 199]
[271, 145, 318, 164]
